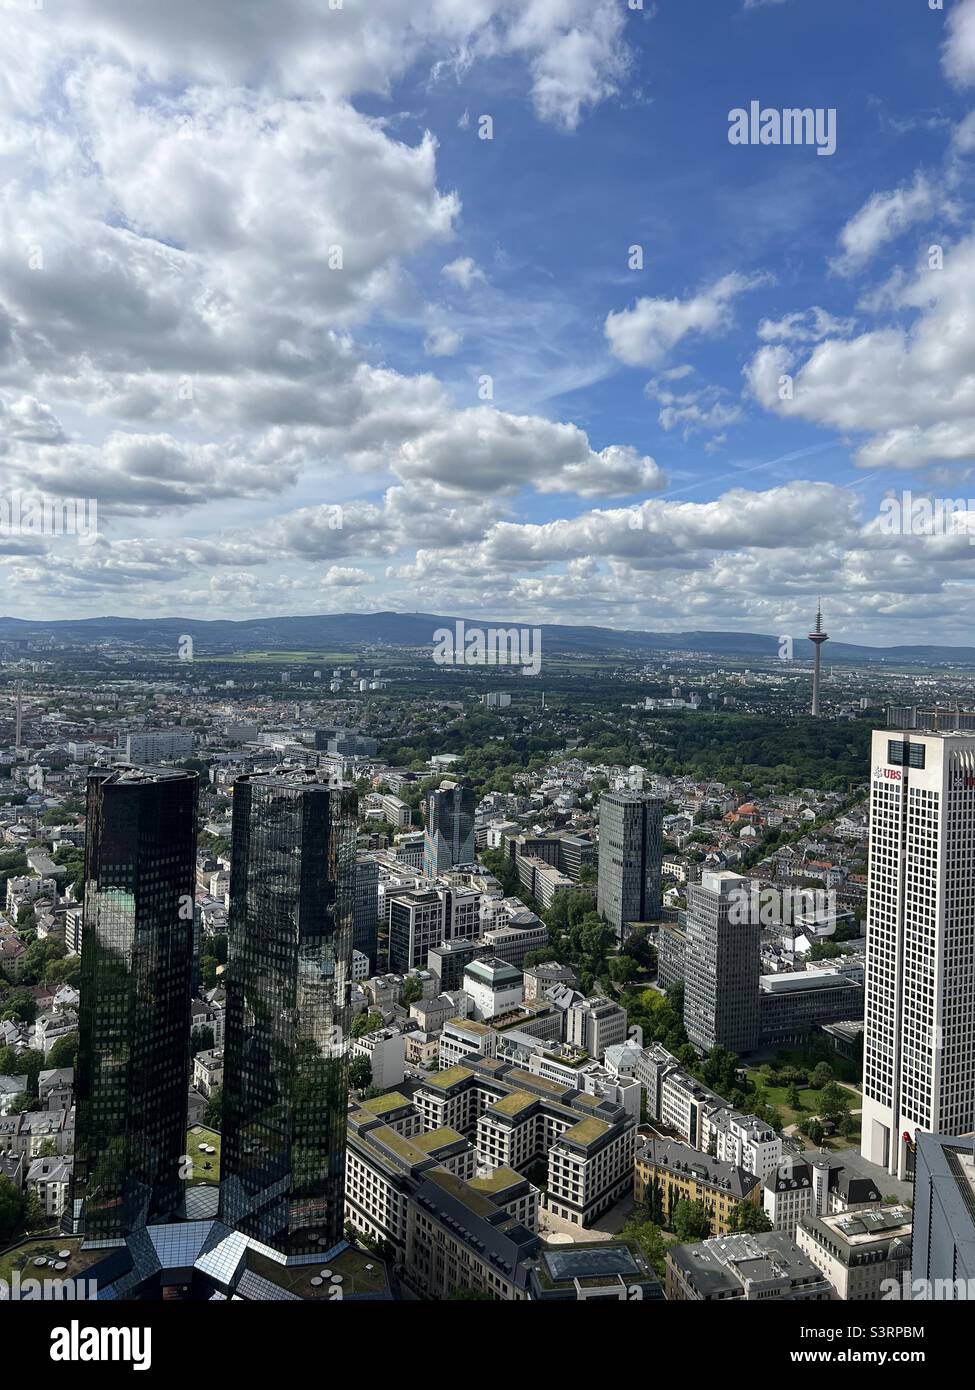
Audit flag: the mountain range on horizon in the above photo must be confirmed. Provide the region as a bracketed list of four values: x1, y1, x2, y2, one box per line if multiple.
[2, 611, 975, 666]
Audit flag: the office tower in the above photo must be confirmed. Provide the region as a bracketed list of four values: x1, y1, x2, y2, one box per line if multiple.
[911, 1133, 975, 1297]
[683, 870, 761, 1056]
[807, 602, 829, 716]
[71, 768, 198, 1241]
[596, 792, 664, 943]
[354, 852, 380, 972]
[221, 770, 357, 1256]
[423, 780, 476, 877]
[387, 883, 480, 973]
[861, 729, 975, 1179]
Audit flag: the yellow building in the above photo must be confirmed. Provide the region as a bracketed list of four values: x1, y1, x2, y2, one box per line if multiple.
[634, 1137, 761, 1236]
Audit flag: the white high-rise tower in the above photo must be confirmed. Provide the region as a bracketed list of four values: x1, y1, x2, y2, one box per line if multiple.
[861, 727, 975, 1179]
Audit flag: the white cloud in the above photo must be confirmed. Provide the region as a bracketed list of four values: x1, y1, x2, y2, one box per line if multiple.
[605, 272, 769, 368]
[441, 257, 487, 291]
[831, 173, 950, 276]
[944, 0, 975, 87]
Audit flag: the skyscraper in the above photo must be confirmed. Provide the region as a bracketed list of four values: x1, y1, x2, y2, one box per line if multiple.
[354, 851, 380, 972]
[221, 770, 357, 1256]
[596, 792, 663, 943]
[862, 729, 975, 1179]
[423, 780, 475, 877]
[683, 870, 761, 1056]
[808, 602, 829, 717]
[71, 768, 198, 1242]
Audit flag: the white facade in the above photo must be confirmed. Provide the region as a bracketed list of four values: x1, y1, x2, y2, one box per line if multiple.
[861, 730, 975, 1178]
[352, 1029, 406, 1090]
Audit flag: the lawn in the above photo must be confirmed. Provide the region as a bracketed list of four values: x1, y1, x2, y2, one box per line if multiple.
[0, 1236, 104, 1288]
[743, 1070, 862, 1141]
[186, 1125, 221, 1184]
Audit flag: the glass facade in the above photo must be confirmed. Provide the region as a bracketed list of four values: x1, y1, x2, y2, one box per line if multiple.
[72, 768, 198, 1242]
[221, 772, 357, 1257]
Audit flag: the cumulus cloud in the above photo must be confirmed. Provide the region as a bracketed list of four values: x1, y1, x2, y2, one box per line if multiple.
[830, 173, 952, 276]
[605, 272, 769, 368]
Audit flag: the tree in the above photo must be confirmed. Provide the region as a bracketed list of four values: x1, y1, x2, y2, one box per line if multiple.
[24, 1189, 47, 1230]
[0, 1175, 25, 1242]
[608, 957, 637, 987]
[728, 1201, 773, 1234]
[786, 1082, 802, 1112]
[47, 1032, 79, 1070]
[348, 1055, 373, 1092]
[1, 989, 37, 1023]
[806, 1118, 825, 1146]
[620, 1214, 668, 1276]
[811, 1061, 833, 1089]
[671, 1198, 711, 1242]
[819, 1081, 850, 1125]
[351, 1010, 383, 1039]
[16, 1049, 44, 1095]
[202, 1086, 223, 1128]
[400, 977, 424, 1007]
[190, 1026, 215, 1056]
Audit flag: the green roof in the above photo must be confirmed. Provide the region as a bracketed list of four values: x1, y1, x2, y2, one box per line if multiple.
[559, 1117, 610, 1147]
[425, 1166, 498, 1218]
[468, 1166, 526, 1197]
[359, 1091, 412, 1115]
[427, 1065, 475, 1090]
[369, 1125, 431, 1165]
[412, 1126, 466, 1153]
[505, 1067, 566, 1097]
[489, 1090, 536, 1118]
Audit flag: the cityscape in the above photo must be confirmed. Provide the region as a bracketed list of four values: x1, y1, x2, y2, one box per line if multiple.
[0, 0, 974, 1360]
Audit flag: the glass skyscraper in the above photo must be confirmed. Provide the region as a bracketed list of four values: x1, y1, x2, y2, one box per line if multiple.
[422, 780, 476, 877]
[221, 770, 357, 1257]
[596, 791, 664, 944]
[72, 768, 198, 1242]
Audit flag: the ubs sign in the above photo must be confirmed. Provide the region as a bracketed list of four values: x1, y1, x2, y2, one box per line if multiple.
[874, 766, 902, 782]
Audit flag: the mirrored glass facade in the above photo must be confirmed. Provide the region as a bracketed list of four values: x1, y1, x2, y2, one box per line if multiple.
[72, 768, 198, 1242]
[221, 772, 357, 1257]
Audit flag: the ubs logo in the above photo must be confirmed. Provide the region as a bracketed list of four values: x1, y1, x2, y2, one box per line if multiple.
[874, 766, 902, 781]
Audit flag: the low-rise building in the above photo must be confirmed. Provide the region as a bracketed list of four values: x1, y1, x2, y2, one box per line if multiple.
[634, 1138, 761, 1236]
[666, 1231, 833, 1301]
[796, 1206, 913, 1301]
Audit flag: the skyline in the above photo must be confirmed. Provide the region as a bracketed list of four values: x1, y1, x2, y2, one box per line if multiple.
[1, 1, 975, 644]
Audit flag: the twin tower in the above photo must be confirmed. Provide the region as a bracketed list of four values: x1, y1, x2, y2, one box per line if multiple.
[71, 766, 357, 1258]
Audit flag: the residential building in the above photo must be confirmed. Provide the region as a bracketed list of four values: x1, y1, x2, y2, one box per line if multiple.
[124, 730, 194, 764]
[763, 1154, 883, 1236]
[352, 1027, 406, 1090]
[634, 1137, 761, 1236]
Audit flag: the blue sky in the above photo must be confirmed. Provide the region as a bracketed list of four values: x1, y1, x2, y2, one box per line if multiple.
[2, 0, 975, 646]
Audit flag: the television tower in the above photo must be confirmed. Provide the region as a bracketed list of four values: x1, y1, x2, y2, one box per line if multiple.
[808, 602, 829, 717]
[14, 682, 23, 750]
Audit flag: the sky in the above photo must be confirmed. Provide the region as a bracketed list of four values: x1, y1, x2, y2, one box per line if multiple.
[2, 0, 975, 646]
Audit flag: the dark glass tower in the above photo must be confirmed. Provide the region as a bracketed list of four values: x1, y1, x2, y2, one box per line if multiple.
[221, 770, 357, 1257]
[422, 780, 475, 877]
[72, 768, 198, 1242]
